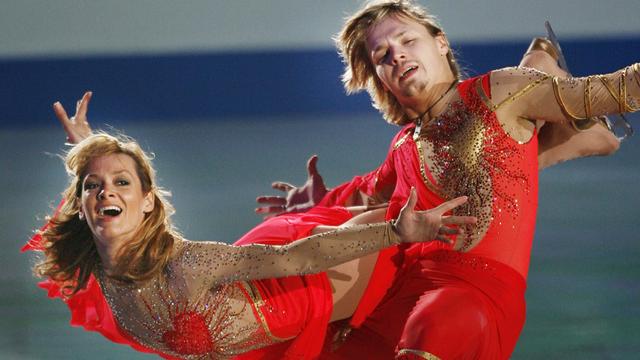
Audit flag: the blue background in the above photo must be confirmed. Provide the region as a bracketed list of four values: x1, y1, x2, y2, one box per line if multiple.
[2, 1, 639, 358]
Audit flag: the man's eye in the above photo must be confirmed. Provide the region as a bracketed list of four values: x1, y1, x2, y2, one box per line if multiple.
[405, 38, 415, 44]
[376, 51, 388, 64]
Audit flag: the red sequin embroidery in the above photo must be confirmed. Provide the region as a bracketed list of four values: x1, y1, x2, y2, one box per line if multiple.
[162, 311, 213, 355]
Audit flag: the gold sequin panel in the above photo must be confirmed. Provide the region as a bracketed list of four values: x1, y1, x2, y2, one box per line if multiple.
[416, 84, 530, 252]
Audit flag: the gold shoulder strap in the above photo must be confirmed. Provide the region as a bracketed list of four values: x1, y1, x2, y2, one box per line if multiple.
[476, 73, 550, 112]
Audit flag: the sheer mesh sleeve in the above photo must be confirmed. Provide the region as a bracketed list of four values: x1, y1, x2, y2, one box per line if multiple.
[489, 64, 640, 123]
[178, 222, 400, 289]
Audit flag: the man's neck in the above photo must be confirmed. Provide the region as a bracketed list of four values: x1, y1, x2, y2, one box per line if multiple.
[403, 79, 457, 121]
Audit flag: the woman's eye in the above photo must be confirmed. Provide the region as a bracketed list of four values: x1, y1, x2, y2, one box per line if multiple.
[116, 179, 130, 186]
[84, 182, 98, 190]
[405, 38, 415, 45]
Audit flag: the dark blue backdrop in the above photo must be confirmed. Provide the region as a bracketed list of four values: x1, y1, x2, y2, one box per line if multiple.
[2, 36, 639, 127]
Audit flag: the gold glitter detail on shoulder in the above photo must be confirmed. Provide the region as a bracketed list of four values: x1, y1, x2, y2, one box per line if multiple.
[488, 69, 550, 112]
[393, 131, 411, 149]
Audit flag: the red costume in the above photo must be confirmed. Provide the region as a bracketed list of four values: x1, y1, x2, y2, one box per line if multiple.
[26, 63, 639, 359]
[320, 73, 538, 359]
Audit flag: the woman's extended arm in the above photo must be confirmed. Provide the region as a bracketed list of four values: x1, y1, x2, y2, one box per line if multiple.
[181, 191, 475, 287]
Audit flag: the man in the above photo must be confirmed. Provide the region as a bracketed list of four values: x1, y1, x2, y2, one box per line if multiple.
[257, 1, 633, 359]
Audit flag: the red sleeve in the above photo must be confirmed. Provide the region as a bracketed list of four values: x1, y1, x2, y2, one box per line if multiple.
[318, 127, 409, 207]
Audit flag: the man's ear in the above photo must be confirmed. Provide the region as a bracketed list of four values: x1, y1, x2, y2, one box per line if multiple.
[435, 32, 450, 56]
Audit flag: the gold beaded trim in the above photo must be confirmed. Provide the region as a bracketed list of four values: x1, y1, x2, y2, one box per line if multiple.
[477, 73, 550, 112]
[414, 138, 446, 198]
[552, 76, 583, 120]
[394, 131, 411, 149]
[397, 348, 442, 359]
[584, 76, 592, 119]
[239, 281, 292, 342]
[632, 63, 640, 88]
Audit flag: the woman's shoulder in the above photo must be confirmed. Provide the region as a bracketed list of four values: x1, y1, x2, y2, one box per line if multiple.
[169, 238, 233, 268]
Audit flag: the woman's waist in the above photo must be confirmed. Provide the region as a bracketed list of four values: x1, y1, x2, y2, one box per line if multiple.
[240, 280, 305, 342]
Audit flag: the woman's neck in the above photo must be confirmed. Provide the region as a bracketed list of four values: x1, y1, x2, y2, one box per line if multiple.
[94, 238, 123, 275]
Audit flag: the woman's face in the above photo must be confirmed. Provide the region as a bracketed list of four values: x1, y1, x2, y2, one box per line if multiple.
[79, 153, 154, 247]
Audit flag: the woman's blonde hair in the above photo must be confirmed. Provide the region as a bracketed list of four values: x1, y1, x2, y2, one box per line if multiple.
[34, 132, 180, 295]
[335, 0, 462, 125]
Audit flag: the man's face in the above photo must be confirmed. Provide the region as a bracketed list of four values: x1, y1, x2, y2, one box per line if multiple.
[366, 15, 450, 106]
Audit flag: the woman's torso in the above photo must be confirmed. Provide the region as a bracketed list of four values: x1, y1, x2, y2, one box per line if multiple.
[97, 255, 282, 358]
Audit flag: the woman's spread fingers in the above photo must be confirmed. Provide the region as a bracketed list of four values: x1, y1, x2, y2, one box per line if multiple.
[53, 102, 70, 123]
[76, 91, 92, 117]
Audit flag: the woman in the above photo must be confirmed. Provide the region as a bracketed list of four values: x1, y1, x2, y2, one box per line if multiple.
[26, 130, 475, 359]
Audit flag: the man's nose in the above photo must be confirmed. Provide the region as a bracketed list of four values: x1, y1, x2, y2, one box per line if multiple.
[390, 47, 405, 65]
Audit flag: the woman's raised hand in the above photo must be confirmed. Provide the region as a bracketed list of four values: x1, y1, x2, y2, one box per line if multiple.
[394, 188, 477, 245]
[53, 91, 93, 144]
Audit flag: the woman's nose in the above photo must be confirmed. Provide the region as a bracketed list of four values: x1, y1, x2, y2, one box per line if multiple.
[97, 187, 114, 200]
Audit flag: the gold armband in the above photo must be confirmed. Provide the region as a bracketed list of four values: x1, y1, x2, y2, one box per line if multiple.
[384, 220, 402, 246]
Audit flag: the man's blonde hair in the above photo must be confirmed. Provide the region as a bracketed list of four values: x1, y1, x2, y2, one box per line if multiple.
[34, 132, 180, 295]
[335, 0, 462, 125]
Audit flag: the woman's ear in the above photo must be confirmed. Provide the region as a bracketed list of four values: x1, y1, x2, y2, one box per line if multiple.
[143, 192, 155, 214]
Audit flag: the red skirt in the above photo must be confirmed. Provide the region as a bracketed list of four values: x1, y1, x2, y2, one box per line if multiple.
[234, 206, 353, 359]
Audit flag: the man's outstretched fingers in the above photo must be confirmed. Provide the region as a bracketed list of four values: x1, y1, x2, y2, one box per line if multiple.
[272, 181, 294, 192]
[256, 196, 287, 205]
[433, 196, 468, 215]
[435, 234, 454, 244]
[255, 205, 286, 214]
[438, 226, 460, 235]
[306, 155, 319, 177]
[405, 187, 418, 211]
[442, 215, 477, 225]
